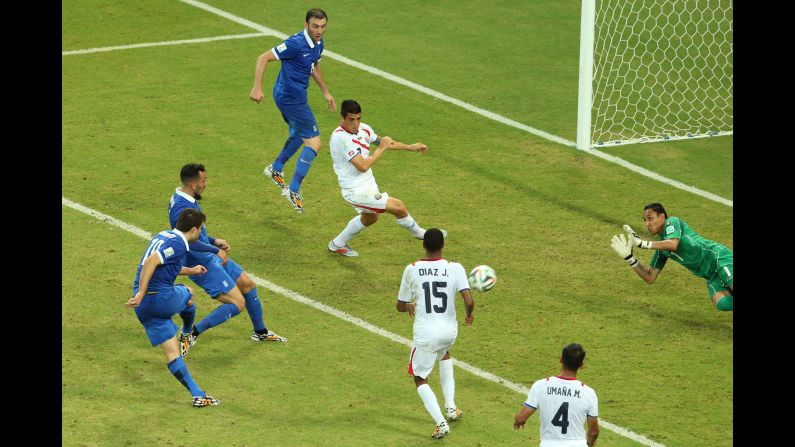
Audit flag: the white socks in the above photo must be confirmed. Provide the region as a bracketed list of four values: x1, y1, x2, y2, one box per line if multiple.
[396, 213, 425, 239]
[417, 383, 446, 425]
[439, 358, 456, 410]
[333, 215, 366, 247]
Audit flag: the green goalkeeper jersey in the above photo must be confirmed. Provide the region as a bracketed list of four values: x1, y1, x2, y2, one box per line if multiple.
[648, 216, 732, 279]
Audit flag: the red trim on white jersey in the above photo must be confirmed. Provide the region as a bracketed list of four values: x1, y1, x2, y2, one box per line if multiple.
[420, 258, 445, 262]
[362, 128, 371, 137]
[554, 375, 578, 381]
[351, 139, 369, 150]
[408, 347, 417, 375]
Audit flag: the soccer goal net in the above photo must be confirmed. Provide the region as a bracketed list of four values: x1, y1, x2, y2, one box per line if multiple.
[576, 0, 733, 149]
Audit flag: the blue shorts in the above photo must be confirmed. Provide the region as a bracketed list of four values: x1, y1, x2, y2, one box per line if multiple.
[189, 256, 244, 298]
[276, 100, 320, 139]
[134, 284, 192, 346]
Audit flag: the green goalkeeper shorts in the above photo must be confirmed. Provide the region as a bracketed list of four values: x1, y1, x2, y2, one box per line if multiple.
[706, 247, 733, 299]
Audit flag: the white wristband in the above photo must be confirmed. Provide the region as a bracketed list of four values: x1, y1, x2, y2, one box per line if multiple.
[639, 240, 653, 249]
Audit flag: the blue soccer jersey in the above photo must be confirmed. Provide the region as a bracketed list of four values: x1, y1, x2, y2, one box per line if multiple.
[169, 190, 215, 268]
[272, 29, 324, 104]
[133, 229, 190, 294]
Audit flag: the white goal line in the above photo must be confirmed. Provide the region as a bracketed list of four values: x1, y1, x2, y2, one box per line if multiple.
[61, 32, 266, 56]
[62, 196, 668, 447]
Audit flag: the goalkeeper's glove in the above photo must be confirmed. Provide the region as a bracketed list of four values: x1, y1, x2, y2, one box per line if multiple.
[611, 233, 639, 268]
[623, 224, 653, 249]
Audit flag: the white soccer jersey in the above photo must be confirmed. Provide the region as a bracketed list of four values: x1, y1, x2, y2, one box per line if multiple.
[329, 123, 379, 191]
[524, 376, 599, 447]
[398, 259, 470, 352]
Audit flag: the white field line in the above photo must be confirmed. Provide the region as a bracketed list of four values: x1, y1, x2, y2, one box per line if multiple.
[61, 32, 266, 56]
[62, 196, 666, 447]
[177, 0, 731, 208]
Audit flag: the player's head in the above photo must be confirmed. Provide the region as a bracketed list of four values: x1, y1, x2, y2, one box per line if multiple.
[560, 343, 586, 372]
[305, 9, 328, 42]
[180, 163, 207, 200]
[340, 99, 362, 133]
[423, 228, 445, 254]
[175, 208, 206, 241]
[642, 202, 668, 235]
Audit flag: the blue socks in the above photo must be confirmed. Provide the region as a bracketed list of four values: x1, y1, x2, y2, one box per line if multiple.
[289, 146, 317, 193]
[179, 302, 196, 334]
[272, 134, 303, 173]
[194, 302, 240, 335]
[167, 357, 204, 397]
[243, 289, 267, 333]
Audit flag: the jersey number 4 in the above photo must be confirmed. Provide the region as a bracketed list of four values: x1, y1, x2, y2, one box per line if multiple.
[422, 281, 448, 313]
[551, 402, 570, 434]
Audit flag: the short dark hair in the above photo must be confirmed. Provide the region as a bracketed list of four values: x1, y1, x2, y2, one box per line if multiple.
[423, 228, 445, 252]
[175, 208, 206, 232]
[341, 99, 361, 117]
[643, 202, 668, 218]
[561, 343, 586, 371]
[306, 8, 328, 22]
[180, 163, 205, 184]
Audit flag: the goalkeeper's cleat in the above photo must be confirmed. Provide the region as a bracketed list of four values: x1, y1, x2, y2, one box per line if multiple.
[445, 407, 463, 421]
[178, 332, 196, 359]
[431, 421, 450, 439]
[192, 395, 221, 407]
[282, 188, 304, 212]
[264, 164, 285, 190]
[251, 330, 287, 342]
[328, 240, 359, 257]
[415, 229, 448, 240]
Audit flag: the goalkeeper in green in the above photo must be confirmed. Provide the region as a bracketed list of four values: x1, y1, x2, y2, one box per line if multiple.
[610, 203, 733, 311]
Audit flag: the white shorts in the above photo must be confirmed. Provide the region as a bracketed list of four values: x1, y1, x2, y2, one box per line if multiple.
[342, 186, 389, 214]
[407, 344, 451, 379]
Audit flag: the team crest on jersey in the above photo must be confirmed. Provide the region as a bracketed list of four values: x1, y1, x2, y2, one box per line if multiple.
[375, 193, 382, 200]
[277, 43, 287, 53]
[666, 225, 674, 234]
[163, 247, 175, 258]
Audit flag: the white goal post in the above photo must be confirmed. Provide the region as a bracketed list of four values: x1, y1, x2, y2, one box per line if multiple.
[576, 0, 733, 150]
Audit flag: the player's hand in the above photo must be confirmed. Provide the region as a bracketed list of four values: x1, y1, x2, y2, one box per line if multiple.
[412, 143, 428, 154]
[464, 314, 474, 326]
[513, 420, 526, 430]
[125, 291, 145, 307]
[324, 92, 337, 111]
[190, 265, 208, 276]
[623, 224, 652, 249]
[379, 136, 394, 150]
[611, 234, 638, 267]
[407, 303, 415, 319]
[216, 249, 229, 265]
[250, 87, 264, 103]
[214, 239, 230, 251]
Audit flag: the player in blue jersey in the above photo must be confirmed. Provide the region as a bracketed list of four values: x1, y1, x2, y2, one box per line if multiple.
[169, 163, 287, 353]
[126, 208, 220, 407]
[250, 8, 336, 213]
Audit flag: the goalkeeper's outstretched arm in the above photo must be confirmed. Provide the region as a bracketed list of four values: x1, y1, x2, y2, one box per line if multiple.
[611, 233, 661, 284]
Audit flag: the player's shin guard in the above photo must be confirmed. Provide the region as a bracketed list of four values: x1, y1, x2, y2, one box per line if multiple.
[194, 303, 241, 334]
[417, 383, 446, 425]
[333, 215, 367, 247]
[439, 358, 456, 410]
[179, 303, 196, 334]
[396, 213, 424, 238]
[243, 289, 267, 333]
[167, 357, 204, 397]
[273, 135, 303, 172]
[716, 295, 733, 311]
[289, 147, 317, 193]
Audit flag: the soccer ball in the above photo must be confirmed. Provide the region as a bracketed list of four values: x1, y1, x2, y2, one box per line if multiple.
[468, 265, 497, 292]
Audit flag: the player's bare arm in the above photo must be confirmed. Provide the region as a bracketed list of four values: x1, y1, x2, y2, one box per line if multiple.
[180, 265, 207, 276]
[461, 289, 474, 326]
[387, 140, 428, 153]
[632, 263, 661, 284]
[349, 136, 393, 172]
[250, 49, 277, 102]
[213, 238, 230, 251]
[513, 405, 535, 430]
[311, 63, 336, 111]
[586, 416, 600, 446]
[125, 253, 160, 307]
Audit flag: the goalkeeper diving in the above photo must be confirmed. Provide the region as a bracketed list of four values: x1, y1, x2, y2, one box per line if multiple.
[610, 202, 733, 311]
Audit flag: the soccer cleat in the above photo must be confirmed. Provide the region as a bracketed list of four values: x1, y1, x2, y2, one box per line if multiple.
[415, 229, 448, 240]
[431, 421, 450, 439]
[178, 332, 196, 359]
[192, 394, 221, 407]
[251, 330, 288, 342]
[327, 240, 359, 257]
[263, 164, 285, 190]
[282, 188, 304, 212]
[445, 407, 463, 421]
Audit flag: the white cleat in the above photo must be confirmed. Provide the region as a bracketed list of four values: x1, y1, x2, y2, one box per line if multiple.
[328, 240, 359, 257]
[431, 421, 450, 439]
[445, 407, 463, 421]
